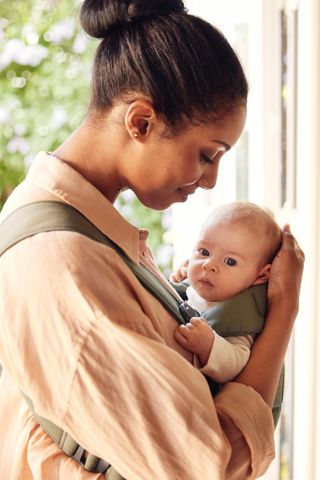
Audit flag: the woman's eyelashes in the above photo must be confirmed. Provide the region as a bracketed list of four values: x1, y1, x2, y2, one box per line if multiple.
[200, 149, 226, 165]
[200, 153, 214, 165]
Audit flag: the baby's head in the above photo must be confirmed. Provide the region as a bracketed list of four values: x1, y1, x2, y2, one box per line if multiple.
[187, 202, 281, 302]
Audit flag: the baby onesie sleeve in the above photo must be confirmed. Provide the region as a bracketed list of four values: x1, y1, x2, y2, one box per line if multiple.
[198, 334, 254, 383]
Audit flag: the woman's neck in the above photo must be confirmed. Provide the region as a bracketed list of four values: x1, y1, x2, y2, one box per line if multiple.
[52, 120, 123, 203]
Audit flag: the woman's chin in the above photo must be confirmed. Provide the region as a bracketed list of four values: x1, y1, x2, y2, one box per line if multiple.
[136, 195, 174, 211]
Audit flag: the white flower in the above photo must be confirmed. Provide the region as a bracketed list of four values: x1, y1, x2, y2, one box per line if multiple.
[0, 39, 22, 70]
[7, 137, 29, 155]
[22, 24, 39, 45]
[51, 106, 67, 129]
[120, 189, 136, 202]
[7, 97, 22, 109]
[161, 209, 172, 229]
[0, 39, 48, 70]
[44, 18, 75, 44]
[24, 153, 36, 169]
[155, 244, 173, 266]
[0, 107, 10, 124]
[14, 123, 26, 136]
[72, 32, 88, 54]
[19, 44, 48, 67]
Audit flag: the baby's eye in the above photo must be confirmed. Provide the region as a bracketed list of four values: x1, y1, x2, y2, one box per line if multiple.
[224, 257, 237, 266]
[198, 248, 210, 257]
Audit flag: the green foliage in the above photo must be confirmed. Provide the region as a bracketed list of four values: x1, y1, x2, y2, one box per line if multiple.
[0, 0, 94, 202]
[116, 191, 173, 273]
[0, 0, 172, 270]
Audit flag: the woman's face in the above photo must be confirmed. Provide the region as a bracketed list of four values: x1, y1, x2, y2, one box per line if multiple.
[122, 105, 246, 210]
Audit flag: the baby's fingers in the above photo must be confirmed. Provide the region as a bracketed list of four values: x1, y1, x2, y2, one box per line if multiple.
[169, 268, 187, 283]
[174, 329, 188, 345]
[190, 317, 206, 326]
[169, 259, 189, 283]
[174, 325, 192, 345]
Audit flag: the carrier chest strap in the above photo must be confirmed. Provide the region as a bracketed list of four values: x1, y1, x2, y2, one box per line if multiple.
[21, 390, 110, 474]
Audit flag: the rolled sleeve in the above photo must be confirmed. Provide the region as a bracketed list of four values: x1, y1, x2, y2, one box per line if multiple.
[215, 382, 275, 479]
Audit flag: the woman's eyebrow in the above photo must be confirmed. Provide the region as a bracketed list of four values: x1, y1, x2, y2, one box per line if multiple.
[212, 140, 231, 151]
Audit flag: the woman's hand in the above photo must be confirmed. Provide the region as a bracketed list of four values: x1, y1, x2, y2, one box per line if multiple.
[169, 259, 189, 283]
[267, 225, 304, 316]
[236, 226, 304, 406]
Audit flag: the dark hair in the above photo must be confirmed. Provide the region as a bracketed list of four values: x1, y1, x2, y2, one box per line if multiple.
[80, 0, 248, 130]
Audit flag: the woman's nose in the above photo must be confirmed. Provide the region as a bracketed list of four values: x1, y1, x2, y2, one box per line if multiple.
[198, 159, 221, 190]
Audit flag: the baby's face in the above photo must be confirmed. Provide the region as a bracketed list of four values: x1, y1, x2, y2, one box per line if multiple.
[187, 218, 269, 302]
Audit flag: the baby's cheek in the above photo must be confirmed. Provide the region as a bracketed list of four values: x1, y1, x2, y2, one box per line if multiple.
[186, 261, 196, 280]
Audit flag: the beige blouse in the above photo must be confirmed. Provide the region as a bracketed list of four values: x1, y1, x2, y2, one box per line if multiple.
[0, 152, 274, 479]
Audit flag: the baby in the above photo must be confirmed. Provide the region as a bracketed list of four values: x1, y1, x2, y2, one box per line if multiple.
[173, 202, 281, 383]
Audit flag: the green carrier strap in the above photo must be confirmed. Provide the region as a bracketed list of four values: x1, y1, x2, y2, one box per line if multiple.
[21, 390, 111, 475]
[0, 201, 190, 326]
[0, 200, 283, 476]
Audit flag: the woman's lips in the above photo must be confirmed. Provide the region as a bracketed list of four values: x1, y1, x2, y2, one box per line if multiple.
[178, 190, 189, 202]
[177, 188, 196, 201]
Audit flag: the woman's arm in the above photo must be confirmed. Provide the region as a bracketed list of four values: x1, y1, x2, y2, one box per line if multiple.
[234, 225, 304, 406]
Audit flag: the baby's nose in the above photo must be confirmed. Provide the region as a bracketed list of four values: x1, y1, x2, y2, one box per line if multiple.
[202, 258, 217, 272]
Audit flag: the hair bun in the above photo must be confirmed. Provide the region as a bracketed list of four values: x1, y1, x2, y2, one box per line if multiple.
[80, 0, 186, 39]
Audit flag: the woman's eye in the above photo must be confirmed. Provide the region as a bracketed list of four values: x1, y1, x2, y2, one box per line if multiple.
[200, 153, 213, 165]
[198, 248, 210, 257]
[200, 148, 226, 165]
[225, 257, 237, 266]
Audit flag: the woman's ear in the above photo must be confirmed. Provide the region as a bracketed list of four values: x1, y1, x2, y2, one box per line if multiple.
[124, 100, 156, 140]
[252, 264, 271, 285]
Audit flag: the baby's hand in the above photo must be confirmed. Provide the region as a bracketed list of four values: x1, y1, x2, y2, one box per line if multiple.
[169, 259, 189, 283]
[174, 317, 214, 366]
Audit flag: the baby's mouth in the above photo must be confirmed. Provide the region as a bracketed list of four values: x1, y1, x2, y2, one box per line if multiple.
[199, 277, 214, 287]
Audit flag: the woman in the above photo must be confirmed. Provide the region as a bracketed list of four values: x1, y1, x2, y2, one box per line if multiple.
[0, 1, 304, 479]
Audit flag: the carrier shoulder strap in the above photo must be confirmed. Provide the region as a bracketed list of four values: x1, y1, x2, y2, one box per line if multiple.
[0, 201, 188, 325]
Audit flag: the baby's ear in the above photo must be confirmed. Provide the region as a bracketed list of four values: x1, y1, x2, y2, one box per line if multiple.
[252, 264, 271, 285]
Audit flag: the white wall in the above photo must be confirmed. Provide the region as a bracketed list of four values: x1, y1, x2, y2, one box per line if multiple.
[292, 0, 320, 478]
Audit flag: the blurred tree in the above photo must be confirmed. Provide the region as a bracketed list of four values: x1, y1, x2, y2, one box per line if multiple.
[0, 0, 172, 271]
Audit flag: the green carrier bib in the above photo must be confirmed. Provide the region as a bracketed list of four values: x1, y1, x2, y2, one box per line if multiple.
[0, 201, 284, 478]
